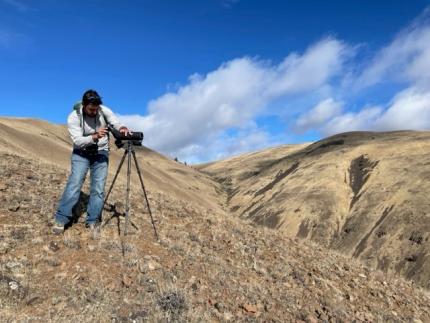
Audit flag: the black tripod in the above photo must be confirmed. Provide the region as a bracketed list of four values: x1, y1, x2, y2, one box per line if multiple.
[102, 140, 159, 240]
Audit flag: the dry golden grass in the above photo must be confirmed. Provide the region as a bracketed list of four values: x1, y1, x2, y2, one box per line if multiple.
[199, 131, 430, 289]
[1, 118, 430, 321]
[0, 151, 429, 321]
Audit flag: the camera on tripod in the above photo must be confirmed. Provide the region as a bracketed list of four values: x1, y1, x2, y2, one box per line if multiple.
[102, 124, 158, 240]
[107, 125, 144, 148]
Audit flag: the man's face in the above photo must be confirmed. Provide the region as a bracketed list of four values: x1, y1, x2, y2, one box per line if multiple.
[83, 104, 100, 117]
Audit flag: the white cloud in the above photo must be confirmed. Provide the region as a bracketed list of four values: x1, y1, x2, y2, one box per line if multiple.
[266, 39, 349, 97]
[316, 9, 430, 135]
[295, 98, 343, 132]
[374, 88, 430, 130]
[321, 106, 383, 135]
[318, 87, 430, 135]
[354, 8, 430, 90]
[120, 38, 349, 162]
[119, 7, 430, 163]
[177, 127, 274, 164]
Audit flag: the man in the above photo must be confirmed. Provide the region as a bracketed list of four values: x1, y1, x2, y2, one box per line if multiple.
[53, 89, 131, 234]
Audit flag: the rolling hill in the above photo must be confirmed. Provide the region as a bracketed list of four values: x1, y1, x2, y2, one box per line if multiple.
[0, 117, 429, 322]
[198, 130, 430, 289]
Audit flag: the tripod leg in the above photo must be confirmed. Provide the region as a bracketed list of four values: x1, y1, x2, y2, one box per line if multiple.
[124, 144, 132, 236]
[104, 149, 127, 208]
[132, 150, 159, 240]
[102, 149, 127, 227]
[103, 211, 117, 227]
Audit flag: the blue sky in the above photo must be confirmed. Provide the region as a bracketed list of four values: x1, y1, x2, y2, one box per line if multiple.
[1, 0, 430, 162]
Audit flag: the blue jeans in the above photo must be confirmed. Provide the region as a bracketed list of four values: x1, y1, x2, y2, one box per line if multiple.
[55, 150, 109, 225]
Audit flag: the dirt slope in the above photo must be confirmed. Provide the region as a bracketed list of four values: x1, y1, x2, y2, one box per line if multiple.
[198, 131, 430, 290]
[1, 118, 429, 321]
[0, 117, 223, 214]
[1, 152, 429, 322]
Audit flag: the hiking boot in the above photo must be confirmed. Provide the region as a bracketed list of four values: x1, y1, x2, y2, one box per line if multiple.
[85, 222, 101, 232]
[86, 222, 101, 239]
[52, 223, 65, 235]
[85, 222, 100, 230]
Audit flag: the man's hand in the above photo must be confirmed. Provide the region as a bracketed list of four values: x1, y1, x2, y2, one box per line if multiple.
[92, 127, 109, 141]
[119, 127, 133, 137]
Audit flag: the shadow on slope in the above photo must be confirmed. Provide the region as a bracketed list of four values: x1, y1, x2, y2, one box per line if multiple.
[199, 130, 430, 290]
[0, 151, 429, 321]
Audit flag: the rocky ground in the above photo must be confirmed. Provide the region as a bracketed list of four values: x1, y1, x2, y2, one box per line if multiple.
[1, 151, 430, 322]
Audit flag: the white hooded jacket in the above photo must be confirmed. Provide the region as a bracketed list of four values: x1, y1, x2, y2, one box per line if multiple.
[67, 104, 125, 152]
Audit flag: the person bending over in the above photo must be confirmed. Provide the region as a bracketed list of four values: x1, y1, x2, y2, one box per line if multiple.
[53, 89, 131, 234]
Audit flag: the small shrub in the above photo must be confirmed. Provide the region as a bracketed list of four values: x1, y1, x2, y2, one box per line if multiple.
[157, 290, 187, 318]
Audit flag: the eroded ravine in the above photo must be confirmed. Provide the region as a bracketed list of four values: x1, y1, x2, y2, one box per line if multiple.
[198, 131, 430, 289]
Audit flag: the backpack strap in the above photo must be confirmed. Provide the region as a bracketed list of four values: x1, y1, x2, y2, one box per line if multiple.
[73, 102, 84, 133]
[73, 101, 110, 135]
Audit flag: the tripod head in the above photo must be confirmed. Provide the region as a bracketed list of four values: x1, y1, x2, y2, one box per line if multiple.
[102, 127, 159, 240]
[107, 125, 143, 148]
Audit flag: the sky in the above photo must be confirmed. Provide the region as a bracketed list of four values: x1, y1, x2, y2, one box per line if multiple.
[1, 0, 430, 163]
